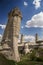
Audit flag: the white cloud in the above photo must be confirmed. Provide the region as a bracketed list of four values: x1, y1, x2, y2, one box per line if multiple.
[18, 34, 21, 43]
[18, 39, 20, 43]
[25, 11, 43, 28]
[24, 1, 28, 6]
[21, 26, 24, 29]
[0, 34, 2, 38]
[33, 0, 41, 9]
[0, 24, 6, 29]
[18, 34, 35, 43]
[0, 34, 2, 42]
[24, 35, 35, 42]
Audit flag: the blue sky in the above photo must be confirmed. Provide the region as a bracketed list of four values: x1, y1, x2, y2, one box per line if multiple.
[0, 0, 43, 41]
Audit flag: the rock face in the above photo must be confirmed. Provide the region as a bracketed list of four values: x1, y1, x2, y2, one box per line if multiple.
[1, 8, 22, 62]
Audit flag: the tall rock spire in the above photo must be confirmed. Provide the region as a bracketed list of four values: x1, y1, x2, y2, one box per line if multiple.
[1, 7, 22, 62]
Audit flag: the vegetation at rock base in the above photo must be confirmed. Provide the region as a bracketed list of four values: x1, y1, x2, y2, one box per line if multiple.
[0, 48, 43, 65]
[0, 53, 16, 65]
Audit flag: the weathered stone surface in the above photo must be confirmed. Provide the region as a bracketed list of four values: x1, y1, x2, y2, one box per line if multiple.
[1, 7, 22, 62]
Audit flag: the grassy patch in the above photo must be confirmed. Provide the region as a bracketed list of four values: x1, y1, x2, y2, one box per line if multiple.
[0, 53, 43, 65]
[0, 53, 16, 65]
[18, 60, 43, 65]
